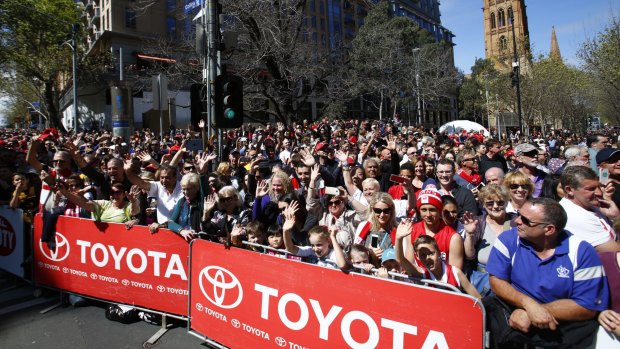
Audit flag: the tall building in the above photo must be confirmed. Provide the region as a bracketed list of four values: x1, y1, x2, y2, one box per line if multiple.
[550, 26, 562, 61]
[482, 0, 530, 72]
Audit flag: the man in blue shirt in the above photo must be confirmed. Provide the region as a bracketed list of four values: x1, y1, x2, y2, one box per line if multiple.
[484, 198, 609, 348]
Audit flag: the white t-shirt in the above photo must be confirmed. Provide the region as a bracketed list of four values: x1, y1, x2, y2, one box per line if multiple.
[560, 198, 617, 247]
[148, 181, 183, 224]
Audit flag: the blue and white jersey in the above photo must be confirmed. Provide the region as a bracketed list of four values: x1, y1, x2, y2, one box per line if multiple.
[487, 227, 609, 312]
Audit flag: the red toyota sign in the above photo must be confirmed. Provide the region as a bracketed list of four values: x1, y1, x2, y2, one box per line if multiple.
[189, 239, 484, 348]
[33, 215, 189, 316]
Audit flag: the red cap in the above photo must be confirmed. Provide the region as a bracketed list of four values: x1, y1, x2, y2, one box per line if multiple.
[168, 144, 180, 154]
[38, 128, 59, 141]
[315, 142, 328, 152]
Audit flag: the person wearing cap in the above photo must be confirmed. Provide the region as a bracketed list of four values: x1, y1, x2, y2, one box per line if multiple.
[597, 147, 620, 210]
[587, 133, 610, 173]
[560, 166, 619, 253]
[513, 143, 547, 198]
[400, 189, 464, 271]
[314, 141, 339, 187]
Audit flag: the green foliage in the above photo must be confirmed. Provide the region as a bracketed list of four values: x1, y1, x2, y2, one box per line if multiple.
[579, 16, 620, 125]
[0, 0, 82, 131]
[349, 1, 437, 119]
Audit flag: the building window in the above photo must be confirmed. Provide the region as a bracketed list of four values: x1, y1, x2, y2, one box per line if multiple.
[498, 8, 505, 27]
[508, 7, 513, 25]
[491, 12, 496, 29]
[499, 35, 507, 51]
[125, 8, 136, 29]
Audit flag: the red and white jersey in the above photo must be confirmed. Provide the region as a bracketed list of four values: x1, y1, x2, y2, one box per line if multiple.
[423, 261, 461, 289]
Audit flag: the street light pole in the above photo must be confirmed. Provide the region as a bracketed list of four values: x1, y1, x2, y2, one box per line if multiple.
[509, 8, 523, 136]
[63, 24, 79, 133]
[412, 48, 421, 126]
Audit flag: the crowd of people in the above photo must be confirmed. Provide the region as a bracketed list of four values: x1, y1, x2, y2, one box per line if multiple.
[2, 118, 619, 347]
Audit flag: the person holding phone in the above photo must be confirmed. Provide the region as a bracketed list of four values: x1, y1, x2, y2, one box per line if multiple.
[353, 192, 399, 260]
[597, 147, 620, 209]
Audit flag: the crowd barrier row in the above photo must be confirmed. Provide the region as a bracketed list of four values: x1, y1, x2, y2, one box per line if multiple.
[0, 211, 485, 348]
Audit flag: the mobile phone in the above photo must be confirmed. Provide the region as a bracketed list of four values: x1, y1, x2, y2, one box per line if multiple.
[370, 235, 379, 248]
[600, 168, 610, 185]
[477, 182, 485, 189]
[390, 174, 407, 184]
[239, 156, 251, 163]
[324, 186, 340, 196]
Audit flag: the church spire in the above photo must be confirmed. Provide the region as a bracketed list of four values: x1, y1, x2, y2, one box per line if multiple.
[550, 26, 562, 61]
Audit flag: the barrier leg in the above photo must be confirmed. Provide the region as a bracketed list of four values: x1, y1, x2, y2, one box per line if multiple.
[143, 314, 169, 347]
[39, 290, 66, 314]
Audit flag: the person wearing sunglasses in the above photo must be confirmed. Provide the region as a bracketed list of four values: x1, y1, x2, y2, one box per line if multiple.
[513, 143, 547, 198]
[483, 198, 609, 348]
[503, 171, 534, 217]
[461, 185, 514, 296]
[353, 192, 398, 260]
[202, 185, 250, 244]
[312, 190, 362, 252]
[454, 149, 482, 191]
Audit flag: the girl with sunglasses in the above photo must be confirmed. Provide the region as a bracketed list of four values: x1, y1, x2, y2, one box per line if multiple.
[461, 185, 515, 296]
[502, 171, 534, 216]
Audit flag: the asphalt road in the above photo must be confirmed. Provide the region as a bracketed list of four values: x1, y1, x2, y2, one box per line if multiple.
[0, 271, 211, 349]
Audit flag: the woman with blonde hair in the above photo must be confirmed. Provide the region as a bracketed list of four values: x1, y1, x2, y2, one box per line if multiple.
[353, 192, 398, 259]
[252, 169, 296, 222]
[502, 171, 534, 215]
[461, 184, 514, 296]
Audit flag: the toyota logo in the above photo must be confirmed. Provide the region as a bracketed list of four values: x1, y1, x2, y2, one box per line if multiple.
[198, 266, 243, 309]
[275, 337, 287, 347]
[39, 233, 70, 262]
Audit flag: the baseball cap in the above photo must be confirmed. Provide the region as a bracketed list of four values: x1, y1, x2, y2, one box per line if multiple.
[596, 148, 620, 165]
[514, 143, 538, 156]
[315, 142, 329, 152]
[381, 248, 397, 264]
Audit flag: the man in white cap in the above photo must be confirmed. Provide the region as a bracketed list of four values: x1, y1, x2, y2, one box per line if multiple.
[513, 143, 546, 198]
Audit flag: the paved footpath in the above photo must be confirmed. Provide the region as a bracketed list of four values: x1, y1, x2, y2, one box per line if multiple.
[0, 272, 212, 349]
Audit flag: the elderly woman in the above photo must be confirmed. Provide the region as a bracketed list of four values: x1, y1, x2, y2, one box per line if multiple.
[502, 171, 534, 216]
[203, 185, 251, 241]
[461, 184, 514, 295]
[165, 173, 204, 242]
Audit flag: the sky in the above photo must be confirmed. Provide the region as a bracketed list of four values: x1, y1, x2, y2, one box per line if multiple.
[441, 0, 620, 73]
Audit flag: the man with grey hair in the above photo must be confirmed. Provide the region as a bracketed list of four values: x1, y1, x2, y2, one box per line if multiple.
[564, 145, 590, 163]
[484, 167, 505, 185]
[560, 166, 619, 253]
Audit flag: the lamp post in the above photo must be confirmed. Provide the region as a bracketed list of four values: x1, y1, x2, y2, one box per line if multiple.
[509, 8, 523, 135]
[62, 24, 79, 133]
[412, 48, 421, 126]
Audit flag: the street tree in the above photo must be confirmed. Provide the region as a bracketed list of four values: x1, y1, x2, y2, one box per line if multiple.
[0, 0, 109, 132]
[349, 1, 435, 120]
[579, 16, 620, 125]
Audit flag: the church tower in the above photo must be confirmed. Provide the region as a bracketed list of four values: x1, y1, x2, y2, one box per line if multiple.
[482, 0, 531, 72]
[550, 26, 562, 61]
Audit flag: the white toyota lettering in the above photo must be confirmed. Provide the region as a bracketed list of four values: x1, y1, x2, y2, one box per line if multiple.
[254, 283, 448, 348]
[76, 240, 187, 280]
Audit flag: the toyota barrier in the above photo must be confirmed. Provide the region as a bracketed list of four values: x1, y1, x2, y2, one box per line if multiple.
[0, 206, 24, 278]
[188, 239, 485, 349]
[33, 214, 189, 316]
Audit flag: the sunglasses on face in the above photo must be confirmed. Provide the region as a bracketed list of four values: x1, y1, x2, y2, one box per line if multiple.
[328, 200, 342, 206]
[463, 158, 478, 162]
[184, 166, 195, 171]
[372, 207, 392, 215]
[517, 211, 548, 227]
[111, 191, 124, 196]
[509, 184, 529, 190]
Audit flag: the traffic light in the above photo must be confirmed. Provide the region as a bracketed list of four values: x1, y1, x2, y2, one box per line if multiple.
[214, 74, 244, 129]
[190, 83, 207, 129]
